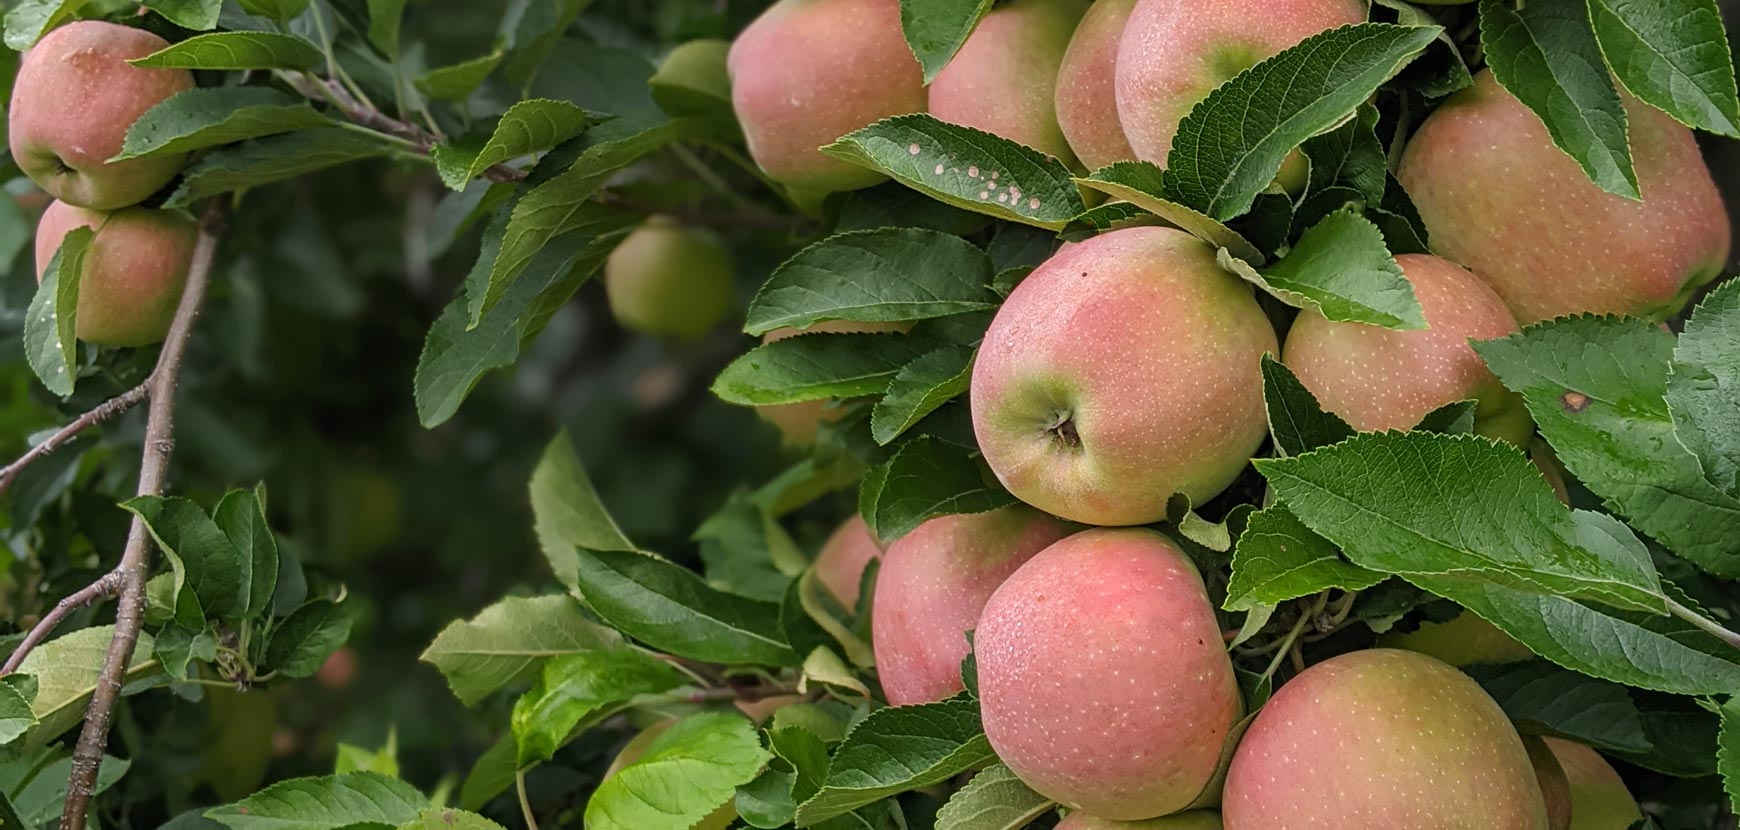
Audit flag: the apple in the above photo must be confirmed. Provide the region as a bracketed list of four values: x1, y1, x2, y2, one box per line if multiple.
[603, 217, 735, 340]
[1542, 737, 1643, 830]
[1523, 735, 1574, 830]
[1223, 649, 1550, 829]
[929, 0, 1089, 166]
[9, 21, 196, 211]
[755, 319, 910, 447]
[971, 226, 1276, 526]
[815, 514, 882, 608]
[1055, 0, 1139, 172]
[605, 720, 734, 830]
[871, 506, 1073, 706]
[36, 200, 197, 347]
[1398, 70, 1730, 323]
[1057, 810, 1224, 829]
[1378, 609, 1536, 667]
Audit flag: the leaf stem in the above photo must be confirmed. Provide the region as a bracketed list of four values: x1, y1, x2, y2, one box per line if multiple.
[1261, 593, 1329, 682]
[517, 770, 540, 830]
[1666, 596, 1740, 652]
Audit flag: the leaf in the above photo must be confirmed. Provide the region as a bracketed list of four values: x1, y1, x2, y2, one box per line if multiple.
[1075, 162, 1264, 264]
[417, 53, 505, 101]
[499, 0, 590, 87]
[366, 0, 405, 56]
[744, 229, 998, 336]
[900, 0, 993, 83]
[262, 601, 352, 678]
[859, 435, 1015, 541]
[429, 99, 600, 191]
[794, 695, 996, 825]
[1465, 661, 1652, 755]
[821, 115, 1085, 230]
[0, 683, 36, 746]
[214, 488, 278, 619]
[124, 495, 246, 623]
[144, 0, 223, 29]
[530, 431, 636, 589]
[154, 624, 218, 681]
[1262, 355, 1355, 457]
[932, 764, 1053, 830]
[1721, 697, 1740, 812]
[1256, 210, 1424, 328]
[17, 626, 156, 744]
[13, 754, 130, 825]
[736, 768, 798, 829]
[574, 549, 799, 666]
[1162, 23, 1441, 220]
[168, 128, 396, 207]
[585, 713, 772, 830]
[24, 227, 90, 398]
[1224, 504, 1384, 612]
[1475, 316, 1740, 577]
[397, 808, 505, 830]
[206, 772, 428, 830]
[871, 346, 975, 445]
[1479, 0, 1638, 199]
[420, 595, 620, 706]
[235, 0, 310, 22]
[130, 31, 325, 71]
[1587, 0, 1740, 137]
[2, 0, 82, 51]
[510, 650, 686, 766]
[712, 333, 938, 407]
[114, 87, 330, 161]
[1302, 103, 1387, 203]
[1667, 281, 1740, 498]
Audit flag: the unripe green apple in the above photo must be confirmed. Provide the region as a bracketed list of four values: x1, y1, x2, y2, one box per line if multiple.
[971, 226, 1276, 526]
[36, 200, 196, 347]
[727, 0, 927, 193]
[1223, 649, 1550, 829]
[1055, 0, 1139, 172]
[1057, 810, 1223, 829]
[9, 21, 195, 211]
[977, 528, 1241, 820]
[1378, 609, 1536, 667]
[755, 319, 910, 447]
[1398, 70, 1730, 323]
[871, 506, 1073, 706]
[603, 217, 734, 340]
[1282, 253, 1532, 446]
[1543, 737, 1643, 830]
[605, 720, 734, 830]
[930, 0, 1089, 166]
[815, 514, 882, 608]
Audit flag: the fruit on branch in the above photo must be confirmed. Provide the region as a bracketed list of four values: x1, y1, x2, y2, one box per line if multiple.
[36, 200, 197, 347]
[1223, 649, 1550, 829]
[872, 506, 1072, 706]
[1114, 0, 1363, 166]
[1378, 609, 1535, 667]
[971, 226, 1275, 526]
[728, 0, 927, 194]
[929, 0, 1089, 166]
[1542, 737, 1643, 830]
[734, 694, 806, 723]
[1398, 70, 1731, 324]
[603, 217, 735, 340]
[9, 21, 195, 211]
[1522, 735, 1574, 830]
[1055, 0, 1139, 172]
[606, 720, 735, 830]
[977, 528, 1240, 820]
[1057, 810, 1225, 829]
[815, 514, 882, 608]
[1282, 253, 1532, 446]
[755, 319, 911, 446]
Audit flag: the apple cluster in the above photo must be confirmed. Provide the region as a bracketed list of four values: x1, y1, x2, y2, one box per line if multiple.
[10, 20, 200, 347]
[726, 0, 1730, 828]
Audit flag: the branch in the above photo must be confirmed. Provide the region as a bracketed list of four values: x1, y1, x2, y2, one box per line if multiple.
[0, 571, 124, 675]
[283, 73, 527, 184]
[59, 201, 225, 830]
[0, 380, 150, 498]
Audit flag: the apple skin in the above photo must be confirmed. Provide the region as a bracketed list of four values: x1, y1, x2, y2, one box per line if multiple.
[605, 720, 734, 830]
[977, 528, 1241, 820]
[1543, 737, 1643, 830]
[1114, 0, 1364, 164]
[9, 21, 195, 211]
[1378, 609, 1536, 667]
[871, 506, 1073, 706]
[36, 200, 197, 347]
[815, 514, 883, 609]
[1282, 253, 1533, 447]
[727, 0, 927, 193]
[755, 319, 911, 447]
[1398, 70, 1730, 324]
[1057, 810, 1224, 830]
[929, 0, 1089, 167]
[1223, 649, 1550, 830]
[1055, 0, 1139, 172]
[1523, 735, 1575, 830]
[971, 226, 1276, 526]
[603, 217, 734, 340]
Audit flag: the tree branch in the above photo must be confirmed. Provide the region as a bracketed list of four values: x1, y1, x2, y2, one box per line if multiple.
[59, 201, 225, 830]
[0, 380, 151, 498]
[0, 571, 124, 676]
[282, 73, 527, 184]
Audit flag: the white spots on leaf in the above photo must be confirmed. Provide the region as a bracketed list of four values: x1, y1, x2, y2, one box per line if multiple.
[1029, 198, 1041, 209]
[980, 191, 990, 199]
[935, 163, 945, 175]
[968, 165, 980, 178]
[908, 142, 921, 155]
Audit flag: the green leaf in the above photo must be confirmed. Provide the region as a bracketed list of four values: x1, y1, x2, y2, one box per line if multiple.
[899, 0, 994, 83]
[933, 764, 1053, 830]
[574, 549, 799, 666]
[744, 229, 998, 336]
[1258, 432, 1667, 613]
[235, 0, 310, 23]
[143, 0, 223, 29]
[1475, 316, 1740, 577]
[206, 772, 428, 830]
[168, 128, 396, 208]
[1668, 280, 1740, 498]
[130, 31, 324, 71]
[821, 115, 1086, 230]
[1587, 0, 1740, 137]
[1465, 661, 1652, 755]
[1075, 162, 1264, 264]
[17, 626, 156, 744]
[366, 0, 405, 56]
[262, 600, 351, 678]
[24, 227, 90, 398]
[214, 488, 278, 619]
[336, 731, 402, 777]
[114, 87, 330, 162]
[1224, 504, 1384, 612]
[871, 346, 975, 446]
[124, 495, 246, 623]
[1479, 0, 1638, 199]
[1262, 355, 1355, 457]
[13, 754, 130, 825]
[1721, 697, 1740, 812]
[794, 695, 995, 825]
[0, 682, 36, 746]
[429, 99, 600, 191]
[713, 333, 938, 406]
[510, 650, 686, 766]
[499, 0, 591, 87]
[1222, 208, 1424, 329]
[1162, 23, 1441, 220]
[421, 594, 621, 706]
[736, 768, 798, 829]
[530, 431, 637, 589]
[585, 713, 772, 830]
[397, 808, 505, 830]
[458, 735, 517, 809]
[2, 0, 82, 51]
[1302, 103, 1387, 203]
[416, 52, 505, 101]
[859, 435, 1015, 541]
[154, 624, 218, 681]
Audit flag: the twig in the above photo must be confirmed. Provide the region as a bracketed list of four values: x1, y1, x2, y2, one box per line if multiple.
[282, 73, 527, 184]
[0, 379, 150, 497]
[0, 571, 124, 675]
[59, 202, 225, 830]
